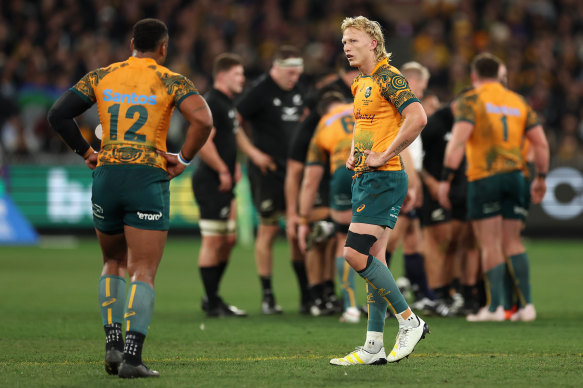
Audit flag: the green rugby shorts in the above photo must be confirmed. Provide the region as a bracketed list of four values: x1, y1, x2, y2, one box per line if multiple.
[467, 170, 526, 220]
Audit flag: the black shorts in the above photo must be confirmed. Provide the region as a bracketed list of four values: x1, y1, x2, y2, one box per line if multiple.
[192, 170, 234, 220]
[419, 182, 467, 226]
[248, 164, 285, 219]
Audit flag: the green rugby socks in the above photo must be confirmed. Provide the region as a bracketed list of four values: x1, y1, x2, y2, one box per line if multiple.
[99, 275, 126, 326]
[358, 255, 408, 331]
[336, 256, 357, 310]
[124, 281, 155, 335]
[508, 253, 531, 306]
[485, 263, 505, 312]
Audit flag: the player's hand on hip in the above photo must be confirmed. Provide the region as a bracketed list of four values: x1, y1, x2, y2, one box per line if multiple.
[437, 181, 451, 210]
[346, 152, 355, 170]
[157, 151, 186, 180]
[364, 149, 386, 168]
[530, 177, 546, 204]
[84, 151, 98, 170]
[218, 170, 233, 192]
[297, 223, 310, 254]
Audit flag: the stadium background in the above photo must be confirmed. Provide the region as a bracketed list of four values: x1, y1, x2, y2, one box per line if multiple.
[0, 0, 582, 242]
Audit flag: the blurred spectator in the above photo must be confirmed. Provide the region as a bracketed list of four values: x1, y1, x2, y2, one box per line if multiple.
[0, 0, 581, 164]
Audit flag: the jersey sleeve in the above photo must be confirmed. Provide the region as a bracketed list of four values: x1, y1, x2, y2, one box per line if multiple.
[524, 103, 540, 131]
[163, 73, 199, 108]
[71, 70, 98, 104]
[454, 93, 476, 124]
[375, 69, 419, 113]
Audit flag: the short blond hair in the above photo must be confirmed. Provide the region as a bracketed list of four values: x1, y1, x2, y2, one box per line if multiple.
[401, 61, 430, 82]
[341, 16, 391, 63]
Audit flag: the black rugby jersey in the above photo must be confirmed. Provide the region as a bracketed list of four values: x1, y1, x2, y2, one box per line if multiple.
[194, 88, 238, 179]
[421, 106, 465, 183]
[236, 74, 304, 172]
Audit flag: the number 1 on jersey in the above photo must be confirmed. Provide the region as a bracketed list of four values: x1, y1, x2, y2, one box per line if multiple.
[500, 115, 508, 141]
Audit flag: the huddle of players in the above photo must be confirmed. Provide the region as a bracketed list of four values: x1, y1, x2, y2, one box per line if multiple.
[195, 47, 543, 323]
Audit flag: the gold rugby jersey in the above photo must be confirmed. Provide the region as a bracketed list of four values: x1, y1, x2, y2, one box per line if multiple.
[455, 82, 539, 181]
[72, 56, 198, 170]
[306, 103, 354, 174]
[351, 58, 419, 174]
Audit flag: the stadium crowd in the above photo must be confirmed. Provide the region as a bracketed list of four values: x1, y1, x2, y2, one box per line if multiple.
[1, 0, 582, 164]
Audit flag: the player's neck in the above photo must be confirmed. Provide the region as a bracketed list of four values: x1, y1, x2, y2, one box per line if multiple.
[473, 78, 499, 89]
[132, 50, 162, 64]
[214, 82, 233, 99]
[359, 58, 378, 76]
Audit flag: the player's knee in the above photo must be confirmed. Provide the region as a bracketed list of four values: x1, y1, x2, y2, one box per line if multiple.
[344, 231, 377, 262]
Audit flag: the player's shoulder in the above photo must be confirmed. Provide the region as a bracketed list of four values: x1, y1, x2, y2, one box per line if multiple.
[458, 87, 480, 105]
[372, 61, 406, 87]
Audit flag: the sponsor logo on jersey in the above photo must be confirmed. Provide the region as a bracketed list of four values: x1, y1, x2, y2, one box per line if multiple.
[485, 102, 520, 117]
[293, 94, 303, 105]
[354, 109, 375, 123]
[356, 204, 366, 212]
[103, 89, 157, 105]
[137, 211, 163, 221]
[273, 98, 282, 106]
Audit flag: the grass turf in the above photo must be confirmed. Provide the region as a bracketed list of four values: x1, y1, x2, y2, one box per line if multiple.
[0, 237, 582, 387]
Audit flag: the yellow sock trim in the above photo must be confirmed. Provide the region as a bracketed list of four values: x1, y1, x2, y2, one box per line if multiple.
[128, 284, 137, 309]
[105, 277, 111, 298]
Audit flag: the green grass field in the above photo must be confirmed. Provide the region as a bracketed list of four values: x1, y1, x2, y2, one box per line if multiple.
[1, 237, 582, 387]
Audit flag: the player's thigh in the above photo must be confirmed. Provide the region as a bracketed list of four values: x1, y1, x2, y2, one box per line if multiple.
[471, 216, 503, 249]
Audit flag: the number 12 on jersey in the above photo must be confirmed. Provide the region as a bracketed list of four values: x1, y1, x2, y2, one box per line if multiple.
[107, 103, 148, 142]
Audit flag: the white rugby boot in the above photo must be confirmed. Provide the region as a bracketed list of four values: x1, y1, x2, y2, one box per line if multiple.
[510, 304, 536, 322]
[339, 307, 361, 323]
[387, 315, 430, 363]
[330, 346, 387, 366]
[466, 306, 505, 322]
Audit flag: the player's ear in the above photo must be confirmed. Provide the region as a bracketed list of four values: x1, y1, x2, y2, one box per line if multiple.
[130, 38, 134, 52]
[160, 38, 168, 58]
[370, 39, 378, 51]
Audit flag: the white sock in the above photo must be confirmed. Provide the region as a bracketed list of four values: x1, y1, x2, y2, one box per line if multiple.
[396, 312, 420, 329]
[363, 331, 384, 353]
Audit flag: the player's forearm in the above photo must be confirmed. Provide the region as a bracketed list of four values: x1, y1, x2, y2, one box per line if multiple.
[298, 166, 324, 218]
[532, 142, 549, 176]
[47, 90, 93, 157]
[285, 160, 304, 214]
[236, 129, 261, 160]
[401, 148, 420, 189]
[178, 95, 213, 161]
[526, 126, 550, 176]
[198, 136, 229, 174]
